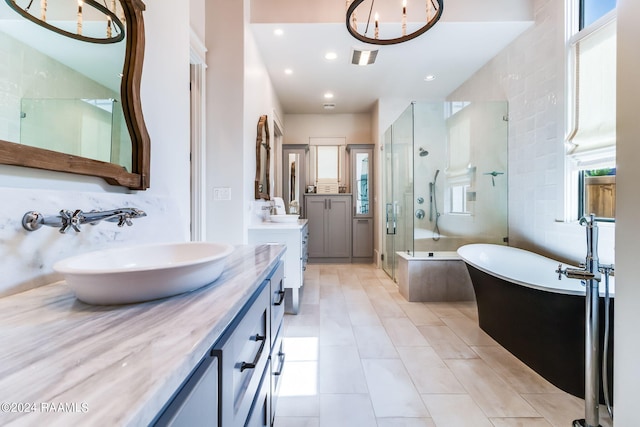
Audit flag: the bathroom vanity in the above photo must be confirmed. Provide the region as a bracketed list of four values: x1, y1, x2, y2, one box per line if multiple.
[304, 194, 352, 262]
[248, 219, 308, 314]
[0, 244, 285, 427]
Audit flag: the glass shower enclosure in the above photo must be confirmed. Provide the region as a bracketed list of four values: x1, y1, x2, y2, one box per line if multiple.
[382, 101, 508, 281]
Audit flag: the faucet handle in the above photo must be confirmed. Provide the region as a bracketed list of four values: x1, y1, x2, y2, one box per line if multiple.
[117, 214, 133, 227]
[59, 210, 82, 233]
[555, 264, 564, 280]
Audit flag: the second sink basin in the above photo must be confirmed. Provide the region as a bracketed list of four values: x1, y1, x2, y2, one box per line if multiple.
[54, 242, 234, 305]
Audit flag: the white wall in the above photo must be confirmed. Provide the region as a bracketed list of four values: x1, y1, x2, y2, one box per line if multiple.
[283, 113, 371, 145]
[0, 0, 192, 297]
[204, 0, 284, 244]
[614, 0, 640, 421]
[448, 0, 614, 265]
[189, 0, 205, 43]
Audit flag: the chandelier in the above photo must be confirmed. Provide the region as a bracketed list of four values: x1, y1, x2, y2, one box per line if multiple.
[346, 0, 443, 45]
[4, 0, 125, 44]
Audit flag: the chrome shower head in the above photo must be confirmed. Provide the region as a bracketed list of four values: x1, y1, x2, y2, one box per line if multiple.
[418, 147, 429, 157]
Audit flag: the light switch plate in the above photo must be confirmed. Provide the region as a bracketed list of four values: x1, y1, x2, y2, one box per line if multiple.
[213, 187, 231, 201]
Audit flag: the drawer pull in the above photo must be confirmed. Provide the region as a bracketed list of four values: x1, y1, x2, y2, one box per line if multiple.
[240, 334, 266, 372]
[274, 351, 286, 376]
[274, 290, 286, 306]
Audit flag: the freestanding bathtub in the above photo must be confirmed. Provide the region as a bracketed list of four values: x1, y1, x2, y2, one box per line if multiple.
[457, 244, 614, 403]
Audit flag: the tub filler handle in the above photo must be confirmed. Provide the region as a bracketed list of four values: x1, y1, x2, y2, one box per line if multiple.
[555, 264, 601, 282]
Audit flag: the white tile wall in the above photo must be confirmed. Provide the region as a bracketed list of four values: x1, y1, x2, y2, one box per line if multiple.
[448, 0, 614, 264]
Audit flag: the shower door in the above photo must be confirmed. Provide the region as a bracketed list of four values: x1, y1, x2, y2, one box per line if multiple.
[382, 105, 414, 281]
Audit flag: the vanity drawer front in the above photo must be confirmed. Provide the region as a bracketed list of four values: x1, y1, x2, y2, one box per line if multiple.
[245, 359, 271, 427]
[270, 325, 285, 424]
[270, 261, 285, 345]
[215, 281, 270, 427]
[301, 225, 309, 272]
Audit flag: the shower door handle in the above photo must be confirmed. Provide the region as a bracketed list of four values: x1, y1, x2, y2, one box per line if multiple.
[385, 203, 396, 235]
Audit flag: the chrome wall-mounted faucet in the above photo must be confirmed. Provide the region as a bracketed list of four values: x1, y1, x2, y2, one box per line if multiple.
[22, 208, 147, 234]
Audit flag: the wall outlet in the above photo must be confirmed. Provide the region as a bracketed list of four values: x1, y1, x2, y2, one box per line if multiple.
[213, 187, 231, 201]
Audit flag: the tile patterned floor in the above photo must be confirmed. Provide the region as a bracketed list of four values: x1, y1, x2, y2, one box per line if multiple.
[274, 263, 613, 427]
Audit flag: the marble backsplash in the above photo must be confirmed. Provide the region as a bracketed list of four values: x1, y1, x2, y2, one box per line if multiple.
[0, 187, 185, 297]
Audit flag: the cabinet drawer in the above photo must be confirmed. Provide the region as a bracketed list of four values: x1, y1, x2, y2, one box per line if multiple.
[301, 226, 309, 271]
[245, 360, 271, 427]
[214, 281, 270, 427]
[270, 325, 285, 425]
[270, 262, 285, 346]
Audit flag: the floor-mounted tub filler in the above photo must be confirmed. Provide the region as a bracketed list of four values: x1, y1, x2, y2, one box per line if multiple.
[458, 225, 614, 427]
[556, 214, 614, 427]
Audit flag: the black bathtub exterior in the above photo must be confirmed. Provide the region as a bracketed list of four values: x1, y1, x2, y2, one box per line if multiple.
[465, 264, 614, 403]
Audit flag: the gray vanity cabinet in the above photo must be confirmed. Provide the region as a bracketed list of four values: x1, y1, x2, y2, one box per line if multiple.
[352, 218, 373, 260]
[305, 194, 352, 262]
[154, 261, 286, 427]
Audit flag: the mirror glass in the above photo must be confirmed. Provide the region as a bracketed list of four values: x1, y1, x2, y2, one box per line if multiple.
[0, 1, 130, 170]
[255, 115, 270, 200]
[286, 152, 301, 213]
[355, 151, 369, 215]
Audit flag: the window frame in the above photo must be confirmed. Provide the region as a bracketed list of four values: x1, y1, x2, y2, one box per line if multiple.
[564, 0, 617, 223]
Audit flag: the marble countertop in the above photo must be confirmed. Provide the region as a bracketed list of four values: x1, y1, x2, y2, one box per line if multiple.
[0, 244, 285, 427]
[248, 218, 308, 229]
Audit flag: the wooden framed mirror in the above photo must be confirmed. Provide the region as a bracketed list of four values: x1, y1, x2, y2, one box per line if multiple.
[0, 0, 150, 190]
[255, 115, 270, 200]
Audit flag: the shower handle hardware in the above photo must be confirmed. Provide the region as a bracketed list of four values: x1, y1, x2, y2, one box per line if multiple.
[416, 197, 424, 204]
[385, 203, 394, 235]
[385, 203, 397, 235]
[483, 171, 504, 186]
[415, 209, 425, 220]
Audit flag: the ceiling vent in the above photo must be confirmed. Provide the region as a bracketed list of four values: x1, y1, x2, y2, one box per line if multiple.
[351, 48, 378, 66]
[323, 103, 336, 110]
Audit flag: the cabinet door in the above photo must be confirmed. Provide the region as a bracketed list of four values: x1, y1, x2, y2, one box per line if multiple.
[305, 197, 327, 257]
[326, 196, 351, 257]
[353, 218, 373, 258]
[154, 356, 218, 427]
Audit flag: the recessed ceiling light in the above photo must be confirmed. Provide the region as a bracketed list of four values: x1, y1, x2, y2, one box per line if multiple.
[325, 52, 338, 60]
[274, 28, 284, 36]
[424, 75, 436, 81]
[324, 92, 334, 99]
[284, 68, 293, 75]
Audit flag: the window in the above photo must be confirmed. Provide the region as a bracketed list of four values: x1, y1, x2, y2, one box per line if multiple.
[566, 0, 616, 221]
[445, 102, 472, 215]
[450, 183, 470, 214]
[579, 0, 616, 29]
[316, 146, 339, 182]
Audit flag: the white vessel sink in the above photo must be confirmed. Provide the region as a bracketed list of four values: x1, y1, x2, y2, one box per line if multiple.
[269, 214, 299, 223]
[54, 242, 234, 305]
